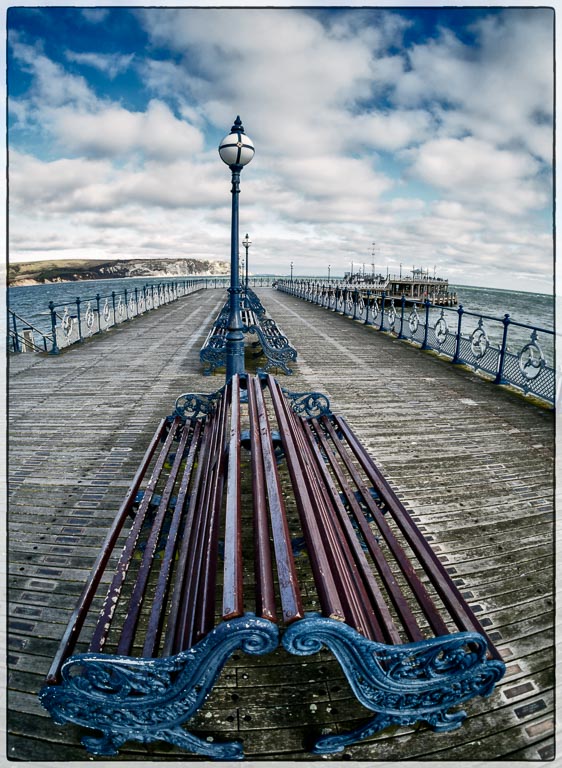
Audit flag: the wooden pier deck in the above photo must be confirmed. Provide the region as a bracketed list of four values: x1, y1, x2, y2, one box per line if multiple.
[7, 286, 555, 762]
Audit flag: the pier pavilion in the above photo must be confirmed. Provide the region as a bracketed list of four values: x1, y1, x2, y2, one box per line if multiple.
[7, 286, 554, 761]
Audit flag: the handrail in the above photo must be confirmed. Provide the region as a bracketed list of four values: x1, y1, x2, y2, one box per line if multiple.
[275, 279, 555, 407]
[8, 308, 53, 353]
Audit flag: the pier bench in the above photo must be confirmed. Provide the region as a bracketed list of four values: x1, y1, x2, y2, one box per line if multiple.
[200, 294, 297, 375]
[40, 373, 505, 759]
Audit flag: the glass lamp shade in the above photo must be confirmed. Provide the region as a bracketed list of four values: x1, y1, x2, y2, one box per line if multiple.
[219, 131, 255, 167]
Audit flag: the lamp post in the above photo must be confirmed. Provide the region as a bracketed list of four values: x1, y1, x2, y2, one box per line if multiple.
[218, 115, 255, 379]
[328, 264, 331, 281]
[290, 261, 294, 283]
[242, 233, 251, 289]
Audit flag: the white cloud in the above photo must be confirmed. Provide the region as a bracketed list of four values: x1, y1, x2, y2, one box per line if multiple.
[65, 51, 135, 78]
[407, 136, 547, 215]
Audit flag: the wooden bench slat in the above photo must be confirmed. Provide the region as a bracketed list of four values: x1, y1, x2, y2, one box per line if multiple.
[89, 417, 183, 654]
[307, 418, 408, 644]
[222, 377, 244, 622]
[268, 377, 347, 624]
[253, 377, 305, 624]
[287, 406, 384, 641]
[320, 415, 450, 638]
[163, 415, 214, 656]
[142, 420, 203, 657]
[247, 376, 277, 623]
[117, 423, 193, 655]
[194, 384, 230, 643]
[167, 405, 222, 653]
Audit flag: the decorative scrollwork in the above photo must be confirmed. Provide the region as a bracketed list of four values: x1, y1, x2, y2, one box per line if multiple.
[128, 295, 136, 316]
[387, 300, 397, 329]
[84, 302, 95, 330]
[61, 307, 74, 338]
[470, 319, 490, 359]
[40, 616, 278, 759]
[433, 310, 448, 346]
[174, 388, 223, 419]
[116, 297, 125, 319]
[518, 331, 546, 380]
[281, 389, 332, 418]
[408, 305, 419, 334]
[102, 299, 111, 322]
[283, 615, 505, 754]
[138, 296, 145, 314]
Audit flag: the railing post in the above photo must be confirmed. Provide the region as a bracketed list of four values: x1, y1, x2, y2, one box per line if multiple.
[380, 291, 386, 332]
[134, 287, 139, 315]
[11, 311, 20, 353]
[397, 295, 406, 339]
[421, 299, 430, 349]
[495, 314, 511, 384]
[111, 291, 117, 325]
[48, 302, 60, 354]
[353, 288, 358, 320]
[452, 305, 464, 363]
[95, 293, 101, 333]
[364, 291, 371, 325]
[76, 297, 83, 341]
[124, 289, 130, 320]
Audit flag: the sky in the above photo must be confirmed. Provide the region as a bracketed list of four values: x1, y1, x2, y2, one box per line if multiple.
[6, 5, 554, 293]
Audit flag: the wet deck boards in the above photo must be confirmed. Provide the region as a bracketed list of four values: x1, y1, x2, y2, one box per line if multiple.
[7, 286, 555, 761]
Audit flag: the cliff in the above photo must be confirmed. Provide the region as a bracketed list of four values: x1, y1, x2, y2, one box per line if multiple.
[8, 258, 230, 286]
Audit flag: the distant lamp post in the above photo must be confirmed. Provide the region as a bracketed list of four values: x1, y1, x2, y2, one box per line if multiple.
[218, 115, 255, 379]
[328, 264, 331, 281]
[242, 233, 251, 288]
[290, 261, 294, 283]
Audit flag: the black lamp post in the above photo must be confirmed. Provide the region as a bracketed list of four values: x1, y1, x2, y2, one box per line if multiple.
[290, 261, 294, 283]
[242, 233, 251, 289]
[218, 116, 254, 379]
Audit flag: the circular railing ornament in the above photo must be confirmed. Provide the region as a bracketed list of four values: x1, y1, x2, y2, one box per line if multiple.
[433, 310, 448, 346]
[388, 301, 397, 329]
[518, 332, 546, 380]
[470, 319, 489, 359]
[408, 305, 419, 334]
[117, 297, 125, 319]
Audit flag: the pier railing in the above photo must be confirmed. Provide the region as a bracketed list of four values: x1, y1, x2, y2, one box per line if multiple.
[8, 309, 54, 353]
[277, 279, 555, 407]
[36, 279, 202, 354]
[8, 278, 205, 355]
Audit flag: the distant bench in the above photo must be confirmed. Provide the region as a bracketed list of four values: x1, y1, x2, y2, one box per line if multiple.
[40, 373, 505, 759]
[200, 289, 297, 375]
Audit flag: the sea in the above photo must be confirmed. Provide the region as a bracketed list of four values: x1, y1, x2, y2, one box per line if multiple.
[7, 277, 555, 362]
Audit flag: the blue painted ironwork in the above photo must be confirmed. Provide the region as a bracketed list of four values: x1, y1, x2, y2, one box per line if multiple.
[36, 279, 203, 354]
[275, 280, 554, 406]
[8, 309, 54, 353]
[219, 116, 254, 381]
[40, 615, 278, 759]
[280, 387, 331, 418]
[283, 615, 505, 754]
[200, 293, 297, 375]
[174, 388, 223, 420]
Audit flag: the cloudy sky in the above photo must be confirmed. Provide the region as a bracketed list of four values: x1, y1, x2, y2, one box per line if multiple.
[7, 5, 554, 292]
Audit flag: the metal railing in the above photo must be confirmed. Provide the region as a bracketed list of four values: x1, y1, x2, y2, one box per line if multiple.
[277, 279, 555, 407]
[8, 279, 203, 355]
[204, 276, 275, 289]
[8, 309, 54, 353]
[47, 279, 204, 353]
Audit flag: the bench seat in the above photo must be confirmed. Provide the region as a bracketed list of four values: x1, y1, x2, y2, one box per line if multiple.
[40, 374, 505, 759]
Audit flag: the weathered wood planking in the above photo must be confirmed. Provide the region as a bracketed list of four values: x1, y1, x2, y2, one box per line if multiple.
[8, 286, 554, 761]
